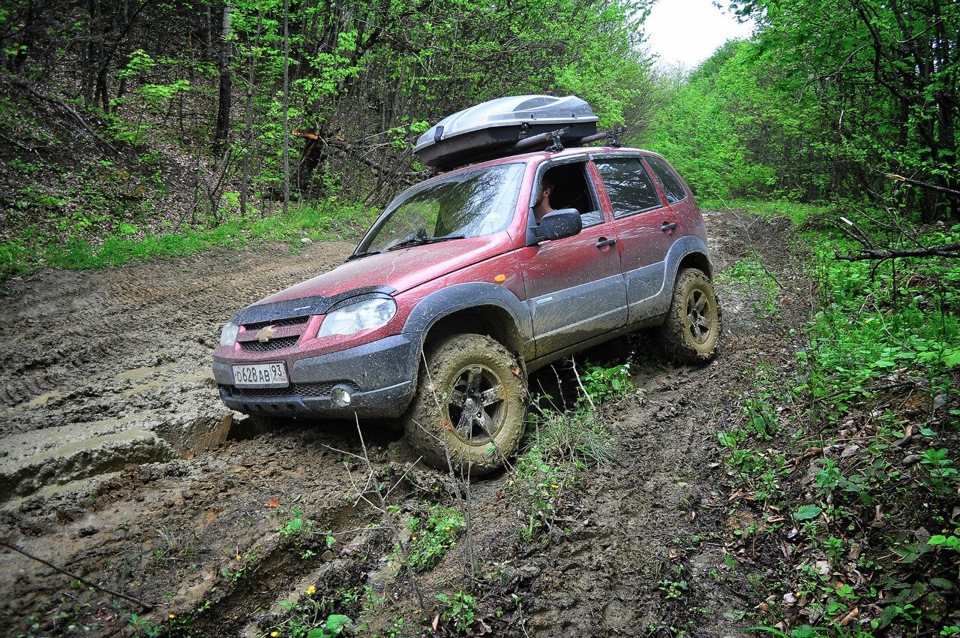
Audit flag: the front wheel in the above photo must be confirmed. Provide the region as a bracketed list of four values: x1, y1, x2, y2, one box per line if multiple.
[404, 334, 527, 475]
[659, 268, 721, 363]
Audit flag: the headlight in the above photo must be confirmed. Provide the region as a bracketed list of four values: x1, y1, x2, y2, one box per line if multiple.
[319, 296, 397, 337]
[219, 320, 240, 346]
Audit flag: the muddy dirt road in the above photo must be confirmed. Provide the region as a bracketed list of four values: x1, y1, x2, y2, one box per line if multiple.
[0, 210, 810, 637]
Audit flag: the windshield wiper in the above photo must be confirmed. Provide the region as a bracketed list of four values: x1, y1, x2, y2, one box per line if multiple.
[385, 234, 465, 252]
[347, 250, 382, 260]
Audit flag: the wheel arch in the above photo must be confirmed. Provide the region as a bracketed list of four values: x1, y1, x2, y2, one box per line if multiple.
[402, 282, 532, 361]
[677, 250, 713, 280]
[665, 235, 713, 282]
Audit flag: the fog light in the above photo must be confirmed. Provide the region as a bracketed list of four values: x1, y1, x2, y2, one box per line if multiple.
[331, 385, 352, 408]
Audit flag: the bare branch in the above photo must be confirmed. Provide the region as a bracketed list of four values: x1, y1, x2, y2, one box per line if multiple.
[835, 242, 960, 261]
[882, 172, 960, 197]
[0, 540, 153, 611]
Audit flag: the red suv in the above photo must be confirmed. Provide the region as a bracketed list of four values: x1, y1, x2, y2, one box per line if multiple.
[213, 97, 720, 474]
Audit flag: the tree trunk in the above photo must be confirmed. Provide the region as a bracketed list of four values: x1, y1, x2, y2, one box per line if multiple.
[82, 0, 101, 109]
[282, 0, 290, 213]
[214, 2, 233, 155]
[240, 12, 262, 217]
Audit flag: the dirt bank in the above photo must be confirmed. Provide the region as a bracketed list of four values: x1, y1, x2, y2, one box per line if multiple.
[0, 210, 811, 637]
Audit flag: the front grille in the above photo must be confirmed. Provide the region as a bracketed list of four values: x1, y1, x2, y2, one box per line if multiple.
[240, 336, 300, 352]
[244, 316, 309, 331]
[227, 382, 349, 399]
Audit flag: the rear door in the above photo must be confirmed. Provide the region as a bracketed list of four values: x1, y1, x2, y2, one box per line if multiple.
[516, 160, 627, 358]
[593, 155, 676, 324]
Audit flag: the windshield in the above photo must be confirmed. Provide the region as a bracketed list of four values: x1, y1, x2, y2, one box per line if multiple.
[357, 163, 525, 255]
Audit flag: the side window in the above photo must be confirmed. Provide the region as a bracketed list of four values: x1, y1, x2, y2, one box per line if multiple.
[595, 158, 661, 218]
[536, 162, 603, 227]
[645, 155, 688, 204]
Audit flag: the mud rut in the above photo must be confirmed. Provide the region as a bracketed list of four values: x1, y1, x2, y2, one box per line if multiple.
[0, 211, 810, 637]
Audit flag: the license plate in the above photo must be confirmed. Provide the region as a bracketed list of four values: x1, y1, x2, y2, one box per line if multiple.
[232, 362, 289, 388]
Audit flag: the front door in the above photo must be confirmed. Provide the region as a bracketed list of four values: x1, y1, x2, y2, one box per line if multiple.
[516, 161, 627, 358]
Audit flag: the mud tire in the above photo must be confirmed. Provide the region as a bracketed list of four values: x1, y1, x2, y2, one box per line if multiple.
[659, 268, 721, 363]
[404, 334, 527, 475]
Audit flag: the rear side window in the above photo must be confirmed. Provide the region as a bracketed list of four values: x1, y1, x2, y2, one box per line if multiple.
[595, 158, 661, 218]
[645, 155, 687, 204]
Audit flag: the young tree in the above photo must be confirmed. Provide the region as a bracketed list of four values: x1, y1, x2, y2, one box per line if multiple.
[214, 2, 233, 154]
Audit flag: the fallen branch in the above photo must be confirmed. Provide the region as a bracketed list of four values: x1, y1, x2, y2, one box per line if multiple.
[0, 540, 153, 611]
[12, 78, 118, 155]
[835, 241, 960, 261]
[883, 172, 960, 197]
[832, 214, 960, 262]
[0, 130, 45, 153]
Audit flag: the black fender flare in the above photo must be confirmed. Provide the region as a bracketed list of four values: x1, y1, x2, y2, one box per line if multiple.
[402, 282, 532, 349]
[664, 235, 712, 282]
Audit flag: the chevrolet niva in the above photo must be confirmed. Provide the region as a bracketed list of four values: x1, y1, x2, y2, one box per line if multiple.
[212, 95, 721, 474]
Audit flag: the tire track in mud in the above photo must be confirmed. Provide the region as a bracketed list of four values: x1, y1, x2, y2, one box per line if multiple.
[515, 362, 723, 635]
[0, 242, 354, 434]
[0, 424, 408, 637]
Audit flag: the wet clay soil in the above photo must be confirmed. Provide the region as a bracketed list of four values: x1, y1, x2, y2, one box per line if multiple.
[0, 210, 811, 637]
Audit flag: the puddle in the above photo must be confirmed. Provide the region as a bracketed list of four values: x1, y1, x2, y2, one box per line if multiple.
[115, 362, 179, 383]
[0, 426, 177, 502]
[1, 389, 66, 418]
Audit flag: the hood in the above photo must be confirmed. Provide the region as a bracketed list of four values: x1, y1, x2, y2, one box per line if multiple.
[252, 235, 513, 308]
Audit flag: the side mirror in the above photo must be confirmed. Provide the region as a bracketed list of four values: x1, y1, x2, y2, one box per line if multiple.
[528, 208, 582, 245]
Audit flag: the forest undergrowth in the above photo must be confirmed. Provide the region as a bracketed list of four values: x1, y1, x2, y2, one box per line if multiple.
[712, 202, 960, 636]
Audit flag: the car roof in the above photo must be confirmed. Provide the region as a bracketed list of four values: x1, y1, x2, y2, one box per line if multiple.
[435, 145, 659, 176]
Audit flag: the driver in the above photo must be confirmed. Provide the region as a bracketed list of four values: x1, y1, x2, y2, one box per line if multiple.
[533, 174, 555, 223]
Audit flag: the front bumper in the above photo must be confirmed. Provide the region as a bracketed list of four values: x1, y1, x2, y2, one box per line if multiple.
[212, 333, 420, 418]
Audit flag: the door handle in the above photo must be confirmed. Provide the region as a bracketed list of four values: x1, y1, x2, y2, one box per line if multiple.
[661, 221, 678, 233]
[596, 237, 617, 249]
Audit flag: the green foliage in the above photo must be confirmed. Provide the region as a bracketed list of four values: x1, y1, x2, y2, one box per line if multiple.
[642, 41, 791, 201]
[127, 614, 162, 638]
[2, 0, 659, 277]
[119, 49, 156, 79]
[216, 0, 657, 206]
[530, 408, 615, 466]
[658, 564, 689, 600]
[514, 407, 613, 543]
[406, 505, 465, 572]
[435, 592, 478, 633]
[646, 2, 960, 223]
[0, 242, 30, 280]
[279, 508, 313, 538]
[579, 363, 633, 404]
[126, 610, 194, 637]
[792, 504, 821, 521]
[0, 199, 379, 279]
[139, 78, 191, 107]
[306, 614, 351, 638]
[720, 254, 779, 316]
[273, 590, 353, 638]
[514, 450, 567, 544]
[920, 449, 959, 496]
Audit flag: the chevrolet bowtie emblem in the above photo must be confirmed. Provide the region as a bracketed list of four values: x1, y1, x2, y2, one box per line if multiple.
[255, 326, 276, 342]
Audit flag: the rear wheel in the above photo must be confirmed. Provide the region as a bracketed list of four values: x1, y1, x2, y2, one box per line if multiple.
[404, 334, 527, 475]
[659, 268, 721, 363]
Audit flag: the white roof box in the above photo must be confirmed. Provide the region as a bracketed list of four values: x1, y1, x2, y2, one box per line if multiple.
[414, 95, 600, 170]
